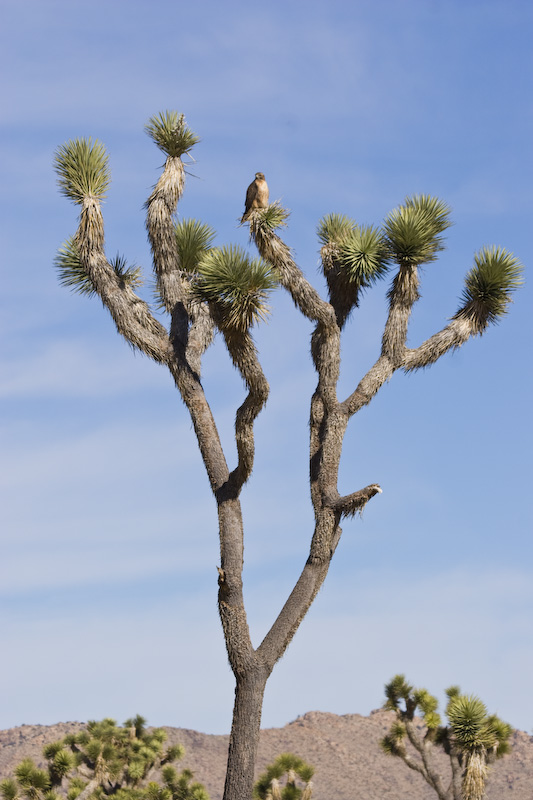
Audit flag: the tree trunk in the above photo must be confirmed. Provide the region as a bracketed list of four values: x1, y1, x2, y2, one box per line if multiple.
[222, 667, 269, 800]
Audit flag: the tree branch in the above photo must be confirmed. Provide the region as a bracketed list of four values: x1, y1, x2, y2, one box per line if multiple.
[257, 540, 332, 670]
[340, 355, 394, 417]
[449, 751, 463, 800]
[250, 211, 336, 328]
[403, 720, 450, 800]
[223, 331, 270, 492]
[145, 155, 189, 321]
[381, 265, 421, 365]
[331, 484, 383, 517]
[401, 317, 474, 371]
[320, 242, 360, 329]
[341, 309, 475, 418]
[76, 198, 170, 363]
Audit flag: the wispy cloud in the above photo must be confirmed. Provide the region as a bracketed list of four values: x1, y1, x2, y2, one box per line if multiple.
[0, 340, 169, 399]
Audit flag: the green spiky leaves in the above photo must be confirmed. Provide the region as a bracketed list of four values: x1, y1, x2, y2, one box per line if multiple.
[456, 246, 523, 332]
[413, 689, 441, 730]
[255, 201, 290, 231]
[163, 745, 185, 764]
[160, 765, 209, 800]
[383, 674, 414, 711]
[0, 780, 19, 800]
[46, 748, 75, 784]
[319, 214, 390, 288]
[338, 224, 390, 286]
[109, 254, 143, 290]
[66, 780, 85, 800]
[54, 138, 110, 205]
[145, 112, 200, 158]
[13, 761, 50, 799]
[193, 245, 278, 333]
[54, 238, 96, 296]
[384, 195, 452, 267]
[318, 213, 390, 325]
[447, 695, 499, 751]
[254, 754, 314, 800]
[383, 676, 442, 730]
[174, 219, 216, 274]
[317, 214, 355, 247]
[381, 722, 407, 756]
[55, 238, 142, 296]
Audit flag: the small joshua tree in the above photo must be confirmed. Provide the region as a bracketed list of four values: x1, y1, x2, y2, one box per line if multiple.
[0, 716, 208, 800]
[53, 111, 522, 800]
[381, 675, 512, 800]
[253, 754, 313, 800]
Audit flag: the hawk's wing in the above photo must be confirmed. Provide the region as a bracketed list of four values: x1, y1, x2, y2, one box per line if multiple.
[242, 180, 259, 222]
[245, 182, 258, 211]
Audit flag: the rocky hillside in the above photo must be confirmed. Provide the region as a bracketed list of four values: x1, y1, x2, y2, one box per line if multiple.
[1, 710, 532, 800]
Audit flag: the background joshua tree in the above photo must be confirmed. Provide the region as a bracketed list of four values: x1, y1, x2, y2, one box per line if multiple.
[381, 675, 513, 800]
[253, 754, 313, 800]
[53, 111, 522, 800]
[0, 716, 208, 800]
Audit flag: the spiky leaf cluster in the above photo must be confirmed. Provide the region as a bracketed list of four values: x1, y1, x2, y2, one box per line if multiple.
[110, 255, 143, 290]
[319, 214, 389, 288]
[160, 766, 209, 800]
[252, 201, 290, 232]
[54, 139, 110, 204]
[447, 696, 498, 752]
[123, 716, 147, 739]
[0, 780, 19, 800]
[338, 224, 390, 286]
[15, 761, 50, 795]
[253, 754, 313, 800]
[380, 722, 407, 756]
[383, 674, 414, 712]
[413, 688, 441, 730]
[174, 219, 216, 274]
[193, 245, 278, 332]
[45, 748, 75, 786]
[145, 112, 199, 158]
[55, 239, 141, 297]
[66, 779, 85, 800]
[317, 214, 355, 247]
[485, 716, 513, 759]
[455, 246, 523, 332]
[446, 686, 461, 701]
[383, 195, 452, 267]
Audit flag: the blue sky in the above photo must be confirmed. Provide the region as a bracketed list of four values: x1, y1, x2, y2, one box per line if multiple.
[1, 0, 532, 738]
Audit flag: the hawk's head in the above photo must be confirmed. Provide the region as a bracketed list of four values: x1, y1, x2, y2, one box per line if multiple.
[255, 172, 265, 180]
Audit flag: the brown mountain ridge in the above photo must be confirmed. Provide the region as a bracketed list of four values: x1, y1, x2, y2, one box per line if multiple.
[1, 710, 532, 800]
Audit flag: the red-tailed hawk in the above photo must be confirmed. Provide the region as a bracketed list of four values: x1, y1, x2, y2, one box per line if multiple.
[241, 172, 269, 222]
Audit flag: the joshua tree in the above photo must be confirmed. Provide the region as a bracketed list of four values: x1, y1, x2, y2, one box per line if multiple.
[53, 111, 522, 800]
[253, 754, 313, 800]
[381, 675, 513, 800]
[0, 716, 208, 800]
